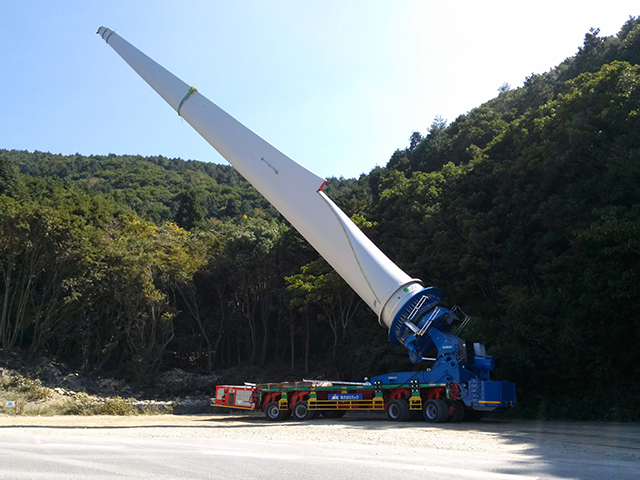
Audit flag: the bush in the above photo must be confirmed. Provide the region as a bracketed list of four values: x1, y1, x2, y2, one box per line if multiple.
[62, 393, 137, 415]
[1, 374, 52, 401]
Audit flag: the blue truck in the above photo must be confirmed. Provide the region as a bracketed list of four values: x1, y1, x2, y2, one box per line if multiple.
[214, 289, 516, 422]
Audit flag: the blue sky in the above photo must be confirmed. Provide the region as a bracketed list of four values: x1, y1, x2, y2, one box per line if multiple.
[1, 1, 637, 179]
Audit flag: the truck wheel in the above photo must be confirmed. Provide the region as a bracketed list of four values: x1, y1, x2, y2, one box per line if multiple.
[387, 399, 410, 421]
[446, 400, 465, 422]
[265, 401, 287, 421]
[423, 399, 448, 423]
[321, 410, 346, 419]
[292, 401, 317, 421]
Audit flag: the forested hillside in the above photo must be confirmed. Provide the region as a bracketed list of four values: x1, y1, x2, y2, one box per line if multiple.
[1, 17, 639, 419]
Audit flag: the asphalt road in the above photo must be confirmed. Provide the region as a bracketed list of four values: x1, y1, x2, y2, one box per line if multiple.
[0, 414, 638, 479]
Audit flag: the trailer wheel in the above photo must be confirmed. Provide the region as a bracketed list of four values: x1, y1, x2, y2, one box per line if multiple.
[321, 410, 346, 419]
[423, 399, 448, 423]
[292, 401, 317, 421]
[265, 401, 287, 421]
[387, 399, 410, 422]
[446, 400, 465, 422]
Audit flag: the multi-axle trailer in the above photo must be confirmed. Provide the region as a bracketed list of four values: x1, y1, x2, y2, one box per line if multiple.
[97, 27, 517, 423]
[215, 376, 516, 423]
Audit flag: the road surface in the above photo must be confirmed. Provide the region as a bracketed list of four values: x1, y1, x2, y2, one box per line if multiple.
[0, 413, 638, 479]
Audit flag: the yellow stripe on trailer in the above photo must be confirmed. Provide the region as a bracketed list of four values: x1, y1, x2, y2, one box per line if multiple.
[478, 400, 502, 404]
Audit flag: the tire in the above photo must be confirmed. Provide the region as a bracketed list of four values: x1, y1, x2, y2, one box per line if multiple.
[446, 400, 465, 423]
[386, 399, 410, 422]
[264, 401, 287, 421]
[292, 401, 317, 421]
[321, 410, 346, 419]
[423, 399, 448, 423]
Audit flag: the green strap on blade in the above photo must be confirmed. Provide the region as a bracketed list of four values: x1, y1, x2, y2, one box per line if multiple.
[177, 86, 198, 116]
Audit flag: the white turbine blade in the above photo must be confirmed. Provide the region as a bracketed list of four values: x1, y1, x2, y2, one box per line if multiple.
[97, 27, 422, 326]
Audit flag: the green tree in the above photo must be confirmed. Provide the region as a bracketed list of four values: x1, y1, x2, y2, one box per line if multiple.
[286, 258, 361, 362]
[0, 197, 87, 355]
[176, 189, 205, 230]
[0, 156, 18, 196]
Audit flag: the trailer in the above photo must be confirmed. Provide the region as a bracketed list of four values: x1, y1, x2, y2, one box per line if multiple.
[97, 27, 517, 423]
[214, 376, 516, 422]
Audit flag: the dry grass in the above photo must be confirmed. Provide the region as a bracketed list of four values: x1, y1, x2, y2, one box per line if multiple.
[0, 374, 172, 416]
